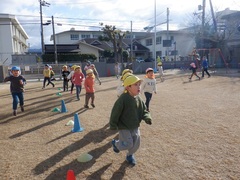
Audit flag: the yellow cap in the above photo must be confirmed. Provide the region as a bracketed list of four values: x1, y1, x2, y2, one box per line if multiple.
[86, 69, 93, 74]
[157, 62, 162, 66]
[122, 69, 133, 76]
[123, 75, 142, 87]
[121, 72, 132, 81]
[74, 65, 81, 70]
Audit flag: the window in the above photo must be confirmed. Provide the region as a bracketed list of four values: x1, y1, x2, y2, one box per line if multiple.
[70, 34, 79, 40]
[81, 34, 91, 39]
[93, 34, 100, 38]
[146, 38, 152, 46]
[156, 36, 162, 44]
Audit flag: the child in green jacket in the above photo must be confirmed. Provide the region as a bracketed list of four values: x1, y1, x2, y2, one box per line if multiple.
[109, 74, 152, 166]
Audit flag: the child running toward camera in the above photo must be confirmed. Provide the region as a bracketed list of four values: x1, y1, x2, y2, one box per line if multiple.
[109, 74, 152, 166]
[72, 66, 85, 101]
[141, 68, 157, 112]
[84, 69, 95, 108]
[4, 66, 26, 116]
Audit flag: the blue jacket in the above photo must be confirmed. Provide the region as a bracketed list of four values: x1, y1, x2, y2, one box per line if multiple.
[202, 59, 208, 68]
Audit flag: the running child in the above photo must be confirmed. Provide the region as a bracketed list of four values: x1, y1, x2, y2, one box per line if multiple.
[62, 65, 70, 91]
[72, 66, 85, 101]
[141, 68, 157, 112]
[84, 69, 95, 108]
[110, 74, 152, 166]
[4, 66, 26, 116]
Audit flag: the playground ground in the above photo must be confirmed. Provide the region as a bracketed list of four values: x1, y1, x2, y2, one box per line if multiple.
[0, 69, 240, 180]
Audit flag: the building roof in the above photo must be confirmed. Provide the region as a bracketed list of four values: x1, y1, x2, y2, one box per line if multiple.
[0, 13, 29, 39]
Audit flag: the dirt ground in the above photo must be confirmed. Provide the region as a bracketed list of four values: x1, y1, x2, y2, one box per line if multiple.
[0, 69, 240, 180]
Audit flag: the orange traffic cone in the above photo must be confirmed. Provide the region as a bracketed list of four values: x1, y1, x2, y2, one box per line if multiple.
[66, 170, 76, 180]
[107, 68, 111, 77]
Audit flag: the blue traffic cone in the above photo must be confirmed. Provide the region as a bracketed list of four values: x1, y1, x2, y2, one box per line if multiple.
[72, 113, 84, 132]
[61, 100, 68, 113]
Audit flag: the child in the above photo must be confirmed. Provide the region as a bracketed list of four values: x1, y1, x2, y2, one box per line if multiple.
[4, 66, 26, 116]
[84, 69, 95, 108]
[84, 61, 91, 71]
[46, 66, 55, 86]
[42, 64, 55, 89]
[67, 65, 76, 94]
[114, 62, 121, 79]
[62, 65, 70, 91]
[90, 64, 101, 85]
[141, 68, 157, 112]
[72, 66, 85, 101]
[189, 62, 200, 81]
[116, 69, 133, 97]
[201, 56, 211, 78]
[109, 74, 152, 166]
[157, 62, 164, 82]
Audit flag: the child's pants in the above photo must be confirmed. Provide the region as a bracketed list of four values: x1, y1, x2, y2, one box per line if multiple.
[63, 80, 68, 91]
[144, 92, 152, 110]
[75, 85, 82, 100]
[115, 128, 140, 156]
[12, 92, 24, 110]
[85, 92, 95, 105]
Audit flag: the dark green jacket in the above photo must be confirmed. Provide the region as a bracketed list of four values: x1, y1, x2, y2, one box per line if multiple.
[109, 92, 152, 130]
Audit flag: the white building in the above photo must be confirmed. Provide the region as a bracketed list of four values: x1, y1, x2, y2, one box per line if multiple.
[0, 14, 28, 65]
[139, 30, 195, 61]
[52, 28, 195, 61]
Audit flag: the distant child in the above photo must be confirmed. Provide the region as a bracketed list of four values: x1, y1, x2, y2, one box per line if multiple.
[67, 65, 76, 94]
[157, 62, 164, 82]
[62, 65, 70, 91]
[84, 61, 91, 71]
[42, 64, 55, 89]
[110, 74, 152, 166]
[46, 66, 55, 86]
[114, 62, 121, 79]
[141, 68, 157, 112]
[72, 66, 85, 100]
[189, 62, 200, 81]
[4, 66, 26, 116]
[84, 69, 95, 108]
[90, 64, 101, 85]
[202, 56, 211, 78]
[116, 69, 133, 97]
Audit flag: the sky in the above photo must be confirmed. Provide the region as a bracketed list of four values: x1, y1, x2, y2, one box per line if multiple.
[1, 0, 240, 49]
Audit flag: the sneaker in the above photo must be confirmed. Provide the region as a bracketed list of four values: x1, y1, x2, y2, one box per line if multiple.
[91, 104, 95, 108]
[126, 155, 136, 165]
[111, 139, 120, 153]
[13, 110, 17, 116]
[20, 106, 24, 112]
[84, 105, 89, 108]
[53, 84, 55, 88]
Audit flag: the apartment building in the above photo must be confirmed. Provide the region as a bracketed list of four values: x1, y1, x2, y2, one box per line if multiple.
[0, 14, 29, 65]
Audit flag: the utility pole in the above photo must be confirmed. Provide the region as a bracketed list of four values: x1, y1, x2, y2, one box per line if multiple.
[201, 0, 206, 49]
[154, 0, 156, 70]
[39, 0, 50, 54]
[166, 7, 169, 61]
[130, 21, 133, 62]
[52, 16, 58, 64]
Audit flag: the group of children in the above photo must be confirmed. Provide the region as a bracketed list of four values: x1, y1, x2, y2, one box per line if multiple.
[4, 57, 214, 166]
[63, 62, 97, 108]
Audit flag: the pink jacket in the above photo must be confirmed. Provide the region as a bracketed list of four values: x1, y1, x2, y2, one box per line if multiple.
[72, 72, 85, 86]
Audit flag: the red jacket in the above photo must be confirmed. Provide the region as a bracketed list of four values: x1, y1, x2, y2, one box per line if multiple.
[84, 76, 95, 93]
[72, 72, 85, 86]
